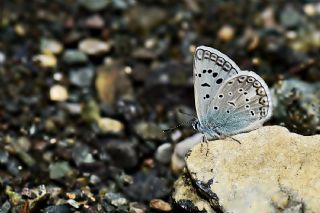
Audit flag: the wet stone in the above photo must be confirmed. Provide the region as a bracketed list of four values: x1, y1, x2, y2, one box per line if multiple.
[50, 85, 68, 102]
[79, 38, 111, 55]
[0, 201, 11, 213]
[85, 15, 105, 29]
[155, 143, 173, 164]
[79, 0, 110, 11]
[33, 54, 57, 68]
[149, 199, 172, 212]
[104, 140, 138, 170]
[49, 161, 71, 180]
[134, 122, 166, 141]
[40, 38, 63, 55]
[62, 50, 88, 65]
[280, 5, 302, 28]
[98, 117, 124, 134]
[43, 205, 71, 213]
[103, 192, 128, 212]
[129, 202, 147, 213]
[69, 66, 94, 87]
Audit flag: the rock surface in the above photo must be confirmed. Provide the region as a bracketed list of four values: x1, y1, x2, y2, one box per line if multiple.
[180, 126, 320, 213]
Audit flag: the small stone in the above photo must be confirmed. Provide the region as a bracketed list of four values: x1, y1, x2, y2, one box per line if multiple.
[0, 150, 9, 164]
[33, 54, 57, 68]
[104, 140, 138, 169]
[50, 85, 68, 102]
[155, 143, 173, 164]
[49, 161, 71, 180]
[0, 200, 11, 213]
[40, 38, 63, 55]
[79, 0, 109, 11]
[0, 52, 6, 64]
[69, 66, 94, 87]
[104, 192, 128, 208]
[171, 133, 202, 173]
[79, 38, 111, 55]
[149, 199, 172, 212]
[62, 50, 88, 64]
[304, 4, 316, 16]
[67, 199, 80, 209]
[129, 202, 146, 213]
[44, 205, 71, 213]
[85, 15, 105, 29]
[280, 5, 302, 28]
[217, 25, 235, 42]
[98, 117, 124, 134]
[125, 6, 167, 33]
[95, 63, 134, 106]
[134, 122, 166, 141]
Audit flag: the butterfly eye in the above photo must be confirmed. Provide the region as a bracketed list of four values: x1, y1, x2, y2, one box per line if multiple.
[247, 77, 255, 83]
[238, 76, 247, 83]
[257, 87, 266, 95]
[253, 81, 261, 88]
[259, 96, 268, 105]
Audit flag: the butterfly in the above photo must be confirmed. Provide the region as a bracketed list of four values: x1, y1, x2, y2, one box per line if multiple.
[192, 46, 272, 141]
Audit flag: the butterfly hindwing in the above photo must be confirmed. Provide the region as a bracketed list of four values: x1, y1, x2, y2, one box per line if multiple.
[193, 46, 241, 124]
[204, 71, 272, 137]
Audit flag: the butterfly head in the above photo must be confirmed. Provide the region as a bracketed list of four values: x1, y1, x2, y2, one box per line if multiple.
[192, 120, 200, 131]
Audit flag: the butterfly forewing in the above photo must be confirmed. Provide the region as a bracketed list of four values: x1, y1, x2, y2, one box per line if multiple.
[193, 46, 241, 124]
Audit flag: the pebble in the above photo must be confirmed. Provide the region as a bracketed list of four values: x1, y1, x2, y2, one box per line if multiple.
[69, 66, 94, 87]
[98, 117, 124, 134]
[134, 122, 166, 141]
[79, 0, 109, 11]
[280, 5, 302, 28]
[0, 52, 6, 64]
[155, 143, 173, 164]
[104, 140, 138, 169]
[33, 54, 57, 68]
[149, 199, 172, 212]
[49, 161, 71, 180]
[62, 50, 88, 64]
[0, 201, 11, 213]
[218, 25, 235, 42]
[40, 38, 63, 55]
[49, 85, 68, 102]
[44, 205, 71, 213]
[129, 202, 147, 213]
[79, 38, 111, 55]
[85, 15, 105, 29]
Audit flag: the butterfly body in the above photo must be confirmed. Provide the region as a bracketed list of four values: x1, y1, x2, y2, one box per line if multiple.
[193, 46, 272, 141]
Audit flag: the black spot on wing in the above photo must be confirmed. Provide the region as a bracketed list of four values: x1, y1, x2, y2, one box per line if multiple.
[201, 83, 210, 87]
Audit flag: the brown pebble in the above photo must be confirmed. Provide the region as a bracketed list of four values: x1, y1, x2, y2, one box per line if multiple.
[149, 199, 172, 212]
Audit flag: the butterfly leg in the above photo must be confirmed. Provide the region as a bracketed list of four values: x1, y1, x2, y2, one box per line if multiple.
[229, 136, 241, 144]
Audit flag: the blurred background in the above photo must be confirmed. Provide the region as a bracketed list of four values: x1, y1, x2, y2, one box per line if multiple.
[0, 0, 319, 212]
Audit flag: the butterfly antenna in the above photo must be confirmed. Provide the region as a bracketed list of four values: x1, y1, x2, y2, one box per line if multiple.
[163, 124, 182, 133]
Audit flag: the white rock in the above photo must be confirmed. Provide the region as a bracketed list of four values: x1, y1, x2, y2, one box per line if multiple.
[155, 143, 173, 164]
[171, 133, 202, 173]
[185, 126, 320, 213]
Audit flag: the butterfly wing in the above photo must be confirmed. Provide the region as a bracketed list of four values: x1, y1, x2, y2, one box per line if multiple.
[193, 46, 241, 125]
[203, 71, 272, 138]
